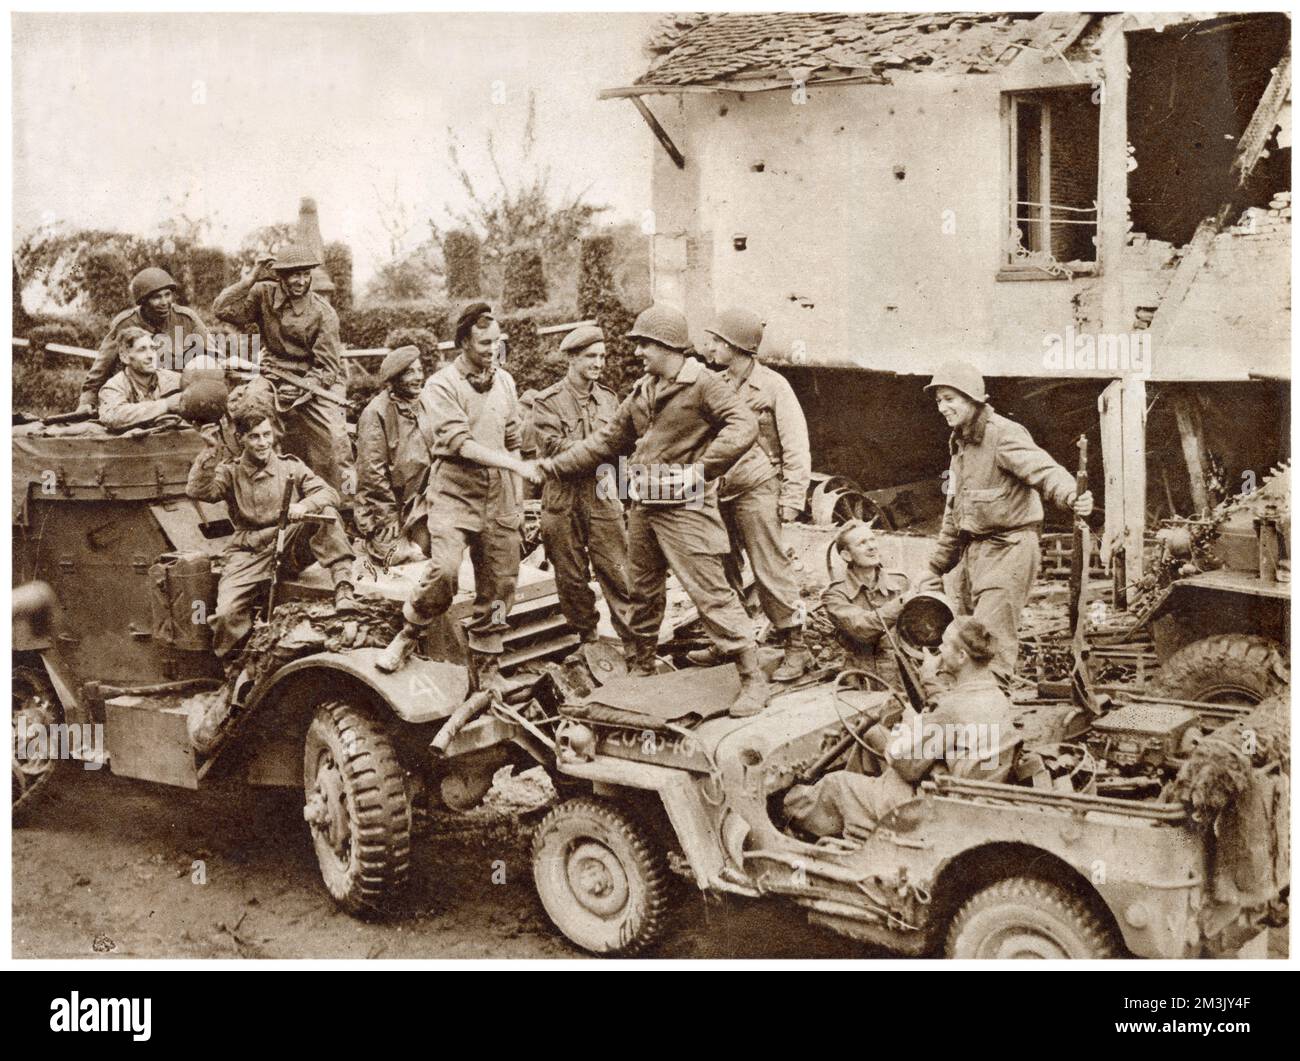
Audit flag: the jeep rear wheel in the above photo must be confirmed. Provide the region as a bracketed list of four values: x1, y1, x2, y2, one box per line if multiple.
[532, 797, 671, 956]
[1156, 634, 1286, 705]
[13, 664, 62, 822]
[302, 701, 412, 918]
[946, 877, 1122, 959]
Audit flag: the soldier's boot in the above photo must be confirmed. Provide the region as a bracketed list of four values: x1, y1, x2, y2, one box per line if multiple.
[333, 581, 359, 615]
[771, 628, 813, 683]
[626, 640, 658, 678]
[376, 621, 423, 674]
[685, 643, 724, 667]
[728, 646, 769, 718]
[468, 650, 508, 698]
[188, 666, 248, 756]
[562, 631, 599, 666]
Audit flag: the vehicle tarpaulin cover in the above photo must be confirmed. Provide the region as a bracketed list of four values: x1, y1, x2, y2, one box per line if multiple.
[564, 664, 741, 729]
[12, 421, 203, 525]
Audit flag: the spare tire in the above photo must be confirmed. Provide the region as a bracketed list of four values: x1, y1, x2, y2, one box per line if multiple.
[1155, 634, 1287, 705]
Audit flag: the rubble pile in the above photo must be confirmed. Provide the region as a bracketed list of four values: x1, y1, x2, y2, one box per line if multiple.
[237, 597, 404, 687]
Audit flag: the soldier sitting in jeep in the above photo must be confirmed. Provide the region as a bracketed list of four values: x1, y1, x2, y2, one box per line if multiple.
[782, 616, 1019, 839]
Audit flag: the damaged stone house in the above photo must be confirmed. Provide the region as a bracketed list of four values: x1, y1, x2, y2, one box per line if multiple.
[604, 11, 1290, 585]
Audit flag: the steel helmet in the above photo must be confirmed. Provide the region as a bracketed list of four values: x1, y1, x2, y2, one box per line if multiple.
[923, 360, 987, 403]
[705, 307, 763, 355]
[130, 267, 178, 305]
[627, 304, 689, 351]
[271, 243, 321, 272]
[178, 379, 229, 424]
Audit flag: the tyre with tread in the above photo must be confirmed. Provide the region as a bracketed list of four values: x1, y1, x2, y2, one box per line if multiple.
[532, 796, 672, 956]
[13, 664, 63, 823]
[302, 700, 412, 918]
[946, 876, 1123, 959]
[1155, 633, 1286, 705]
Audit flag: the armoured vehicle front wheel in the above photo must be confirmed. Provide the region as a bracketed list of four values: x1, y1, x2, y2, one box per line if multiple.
[1155, 634, 1287, 705]
[532, 797, 671, 956]
[302, 701, 412, 918]
[13, 664, 63, 822]
[945, 877, 1123, 959]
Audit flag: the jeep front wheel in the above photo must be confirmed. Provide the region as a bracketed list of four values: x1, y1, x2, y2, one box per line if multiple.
[302, 701, 412, 918]
[532, 797, 671, 956]
[1155, 634, 1286, 705]
[13, 664, 62, 822]
[945, 877, 1123, 959]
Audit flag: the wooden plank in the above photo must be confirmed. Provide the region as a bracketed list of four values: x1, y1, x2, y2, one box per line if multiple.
[631, 96, 686, 170]
[1120, 377, 1147, 586]
[1097, 381, 1125, 572]
[1232, 47, 1291, 187]
[1171, 388, 1212, 514]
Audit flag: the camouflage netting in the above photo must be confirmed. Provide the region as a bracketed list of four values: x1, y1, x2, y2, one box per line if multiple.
[1172, 693, 1290, 820]
[236, 597, 404, 688]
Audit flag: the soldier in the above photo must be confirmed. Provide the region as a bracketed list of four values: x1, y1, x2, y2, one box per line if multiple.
[354, 345, 434, 566]
[782, 617, 1018, 839]
[533, 305, 770, 718]
[76, 267, 211, 412]
[375, 303, 534, 694]
[527, 324, 635, 658]
[212, 244, 350, 491]
[688, 307, 812, 681]
[97, 327, 184, 431]
[186, 389, 358, 669]
[821, 521, 912, 683]
[922, 361, 1093, 679]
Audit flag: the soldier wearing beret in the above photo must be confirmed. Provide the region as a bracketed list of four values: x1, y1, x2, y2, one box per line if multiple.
[376, 303, 534, 696]
[526, 325, 635, 657]
[355, 345, 435, 566]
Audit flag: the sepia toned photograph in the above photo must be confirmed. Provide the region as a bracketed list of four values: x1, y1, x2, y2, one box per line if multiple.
[8, 8, 1291, 971]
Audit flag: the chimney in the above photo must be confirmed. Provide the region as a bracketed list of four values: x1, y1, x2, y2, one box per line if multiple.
[296, 196, 335, 299]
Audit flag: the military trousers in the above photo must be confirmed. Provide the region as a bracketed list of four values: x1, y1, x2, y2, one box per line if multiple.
[625, 500, 754, 658]
[403, 518, 521, 655]
[953, 527, 1040, 678]
[278, 385, 353, 496]
[540, 504, 635, 644]
[720, 476, 801, 632]
[211, 517, 353, 660]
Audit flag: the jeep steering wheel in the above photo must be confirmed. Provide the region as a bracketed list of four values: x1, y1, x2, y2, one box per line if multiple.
[832, 669, 905, 759]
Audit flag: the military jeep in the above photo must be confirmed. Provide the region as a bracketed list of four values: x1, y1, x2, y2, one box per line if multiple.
[531, 668, 1288, 958]
[12, 417, 593, 917]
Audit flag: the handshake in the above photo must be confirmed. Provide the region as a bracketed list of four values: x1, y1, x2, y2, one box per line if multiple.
[511, 457, 552, 485]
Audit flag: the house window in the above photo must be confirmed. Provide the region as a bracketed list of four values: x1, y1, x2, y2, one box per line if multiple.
[1003, 87, 1099, 277]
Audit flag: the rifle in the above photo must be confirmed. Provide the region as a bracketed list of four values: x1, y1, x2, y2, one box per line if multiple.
[866, 594, 929, 714]
[264, 476, 298, 618]
[1068, 435, 1089, 634]
[249, 362, 351, 408]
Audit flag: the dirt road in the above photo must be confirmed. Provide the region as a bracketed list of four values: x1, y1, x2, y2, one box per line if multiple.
[12, 764, 870, 960]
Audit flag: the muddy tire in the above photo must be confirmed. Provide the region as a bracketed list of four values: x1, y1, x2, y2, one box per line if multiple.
[302, 701, 412, 918]
[532, 797, 671, 956]
[1155, 634, 1287, 705]
[13, 664, 63, 823]
[946, 877, 1123, 959]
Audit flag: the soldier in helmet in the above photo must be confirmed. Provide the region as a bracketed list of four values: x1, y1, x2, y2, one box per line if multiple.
[76, 267, 212, 413]
[526, 324, 635, 659]
[530, 305, 771, 719]
[688, 307, 813, 682]
[375, 303, 535, 695]
[922, 360, 1093, 680]
[354, 344, 434, 566]
[212, 244, 350, 491]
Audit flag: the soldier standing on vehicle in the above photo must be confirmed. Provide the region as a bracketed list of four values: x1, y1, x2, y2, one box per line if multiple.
[525, 325, 636, 660]
[212, 244, 350, 491]
[921, 361, 1093, 680]
[532, 305, 770, 718]
[354, 345, 435, 566]
[375, 303, 534, 695]
[76, 267, 211, 412]
[687, 308, 812, 682]
[782, 617, 1018, 839]
[96, 327, 184, 431]
[822, 521, 912, 682]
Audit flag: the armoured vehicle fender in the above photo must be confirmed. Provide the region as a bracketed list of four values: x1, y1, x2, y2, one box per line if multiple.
[557, 756, 727, 887]
[247, 649, 471, 725]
